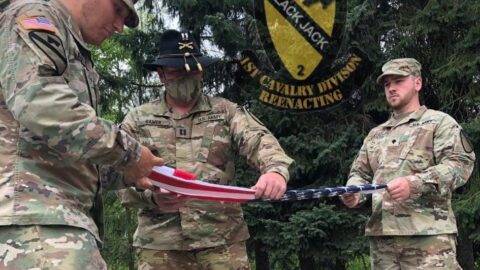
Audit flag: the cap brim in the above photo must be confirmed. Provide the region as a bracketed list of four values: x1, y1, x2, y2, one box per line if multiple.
[376, 70, 410, 84]
[143, 56, 220, 71]
[125, 13, 139, 28]
[122, 0, 139, 28]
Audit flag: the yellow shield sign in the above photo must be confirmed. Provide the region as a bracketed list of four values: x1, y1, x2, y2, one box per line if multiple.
[264, 0, 336, 81]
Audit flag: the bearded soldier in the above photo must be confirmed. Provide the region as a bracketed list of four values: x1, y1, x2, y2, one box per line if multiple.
[341, 58, 475, 269]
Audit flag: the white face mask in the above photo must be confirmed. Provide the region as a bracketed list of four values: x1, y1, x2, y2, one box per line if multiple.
[164, 76, 203, 103]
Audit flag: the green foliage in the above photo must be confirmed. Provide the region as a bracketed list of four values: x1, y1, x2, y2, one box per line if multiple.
[346, 255, 370, 270]
[102, 192, 138, 269]
[245, 203, 369, 269]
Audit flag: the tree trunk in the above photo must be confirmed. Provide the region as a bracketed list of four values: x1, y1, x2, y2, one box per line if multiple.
[254, 240, 270, 270]
[299, 254, 315, 270]
[457, 227, 474, 270]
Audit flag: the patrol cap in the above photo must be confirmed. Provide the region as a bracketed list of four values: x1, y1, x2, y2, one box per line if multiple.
[376, 58, 422, 84]
[143, 29, 219, 72]
[122, 0, 139, 28]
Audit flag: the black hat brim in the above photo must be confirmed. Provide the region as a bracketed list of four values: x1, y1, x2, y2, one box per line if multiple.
[143, 55, 219, 71]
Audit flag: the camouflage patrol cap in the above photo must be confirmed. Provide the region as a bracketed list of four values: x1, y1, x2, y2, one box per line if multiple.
[122, 0, 139, 28]
[143, 29, 219, 71]
[376, 58, 422, 84]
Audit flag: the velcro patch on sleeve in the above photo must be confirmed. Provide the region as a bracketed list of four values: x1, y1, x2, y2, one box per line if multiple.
[17, 16, 57, 33]
[460, 130, 474, 153]
[28, 31, 67, 75]
[242, 106, 265, 126]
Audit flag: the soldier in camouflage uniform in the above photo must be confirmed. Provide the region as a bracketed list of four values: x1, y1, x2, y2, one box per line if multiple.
[341, 58, 475, 269]
[0, 0, 164, 269]
[113, 29, 294, 270]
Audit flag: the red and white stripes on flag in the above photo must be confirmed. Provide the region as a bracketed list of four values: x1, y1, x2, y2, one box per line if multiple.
[148, 166, 388, 203]
[148, 166, 256, 203]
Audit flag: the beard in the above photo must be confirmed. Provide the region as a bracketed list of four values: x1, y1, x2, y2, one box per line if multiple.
[387, 89, 418, 112]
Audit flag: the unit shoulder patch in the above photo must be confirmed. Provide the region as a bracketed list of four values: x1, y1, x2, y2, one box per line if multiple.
[242, 106, 265, 126]
[28, 30, 66, 75]
[460, 130, 474, 153]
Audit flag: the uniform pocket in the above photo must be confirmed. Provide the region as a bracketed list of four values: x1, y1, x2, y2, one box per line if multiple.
[180, 201, 244, 241]
[195, 120, 231, 168]
[65, 61, 91, 105]
[401, 128, 434, 171]
[141, 123, 176, 164]
[398, 129, 421, 160]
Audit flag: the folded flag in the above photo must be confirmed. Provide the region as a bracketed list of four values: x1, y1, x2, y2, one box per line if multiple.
[148, 166, 256, 203]
[259, 183, 388, 202]
[148, 166, 387, 203]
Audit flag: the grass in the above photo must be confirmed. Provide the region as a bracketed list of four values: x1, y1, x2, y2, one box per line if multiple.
[347, 255, 370, 270]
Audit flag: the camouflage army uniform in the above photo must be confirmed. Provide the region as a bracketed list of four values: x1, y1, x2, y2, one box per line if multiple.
[347, 106, 475, 269]
[0, 0, 141, 268]
[116, 94, 293, 269]
[0, 225, 106, 269]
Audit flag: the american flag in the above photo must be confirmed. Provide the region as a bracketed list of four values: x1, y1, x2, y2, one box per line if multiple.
[18, 17, 56, 32]
[259, 184, 387, 202]
[149, 166, 256, 203]
[149, 166, 387, 203]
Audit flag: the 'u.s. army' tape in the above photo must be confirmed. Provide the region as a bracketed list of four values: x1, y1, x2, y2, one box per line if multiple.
[148, 166, 387, 203]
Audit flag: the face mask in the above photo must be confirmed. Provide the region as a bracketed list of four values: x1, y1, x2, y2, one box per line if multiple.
[164, 76, 202, 103]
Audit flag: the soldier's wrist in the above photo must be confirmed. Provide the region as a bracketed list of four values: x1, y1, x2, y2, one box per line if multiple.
[141, 189, 158, 207]
[264, 167, 289, 183]
[114, 131, 142, 170]
[406, 175, 424, 199]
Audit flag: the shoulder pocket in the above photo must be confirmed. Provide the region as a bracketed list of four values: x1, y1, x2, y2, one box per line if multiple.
[139, 118, 175, 164]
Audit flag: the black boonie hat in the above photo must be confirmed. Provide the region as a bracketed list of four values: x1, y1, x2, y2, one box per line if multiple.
[143, 29, 219, 72]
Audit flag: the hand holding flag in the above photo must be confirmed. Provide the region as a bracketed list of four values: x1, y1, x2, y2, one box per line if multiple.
[251, 172, 287, 200]
[340, 192, 360, 208]
[152, 187, 189, 213]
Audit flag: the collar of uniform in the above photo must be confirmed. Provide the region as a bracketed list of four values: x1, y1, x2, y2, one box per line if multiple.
[189, 94, 212, 114]
[156, 94, 212, 119]
[51, 0, 89, 51]
[383, 105, 427, 128]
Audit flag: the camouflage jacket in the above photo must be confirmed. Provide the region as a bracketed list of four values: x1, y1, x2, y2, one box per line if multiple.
[0, 0, 8, 12]
[347, 106, 475, 236]
[0, 0, 141, 241]
[116, 94, 293, 250]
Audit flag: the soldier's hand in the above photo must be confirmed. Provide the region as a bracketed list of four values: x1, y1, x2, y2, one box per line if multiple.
[152, 188, 188, 213]
[340, 193, 360, 208]
[387, 177, 410, 203]
[251, 172, 286, 200]
[124, 145, 164, 189]
[134, 177, 155, 191]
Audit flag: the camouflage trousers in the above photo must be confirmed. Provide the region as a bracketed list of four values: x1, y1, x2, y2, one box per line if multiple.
[369, 234, 462, 270]
[0, 225, 106, 270]
[136, 241, 250, 270]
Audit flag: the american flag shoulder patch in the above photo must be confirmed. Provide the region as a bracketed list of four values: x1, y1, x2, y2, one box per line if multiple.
[17, 16, 56, 33]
